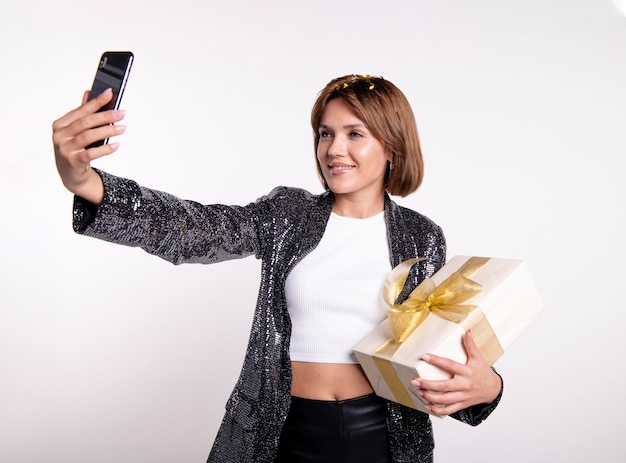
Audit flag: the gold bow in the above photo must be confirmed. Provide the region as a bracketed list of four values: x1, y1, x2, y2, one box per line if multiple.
[383, 258, 483, 343]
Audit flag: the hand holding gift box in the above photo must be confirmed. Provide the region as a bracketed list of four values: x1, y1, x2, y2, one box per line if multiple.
[353, 255, 544, 416]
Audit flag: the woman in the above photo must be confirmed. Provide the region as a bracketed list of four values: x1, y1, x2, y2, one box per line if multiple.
[53, 74, 503, 463]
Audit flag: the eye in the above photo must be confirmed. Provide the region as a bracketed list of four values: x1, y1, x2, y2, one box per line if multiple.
[319, 129, 332, 139]
[349, 130, 364, 138]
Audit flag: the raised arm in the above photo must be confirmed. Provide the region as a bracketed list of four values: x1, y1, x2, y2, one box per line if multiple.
[52, 89, 126, 205]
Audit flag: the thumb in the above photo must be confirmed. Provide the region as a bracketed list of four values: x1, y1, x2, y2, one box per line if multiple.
[462, 329, 482, 362]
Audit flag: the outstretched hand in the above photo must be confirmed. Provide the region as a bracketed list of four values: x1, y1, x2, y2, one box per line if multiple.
[52, 88, 126, 205]
[410, 330, 502, 416]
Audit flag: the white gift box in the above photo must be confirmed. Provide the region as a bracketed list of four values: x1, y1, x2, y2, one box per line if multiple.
[353, 255, 544, 416]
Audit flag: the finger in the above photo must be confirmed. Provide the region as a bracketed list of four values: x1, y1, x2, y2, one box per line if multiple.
[54, 108, 126, 150]
[462, 329, 481, 360]
[418, 386, 466, 405]
[73, 123, 127, 153]
[463, 329, 493, 370]
[420, 352, 466, 377]
[85, 87, 114, 110]
[53, 114, 126, 164]
[53, 88, 114, 131]
[84, 142, 122, 162]
[412, 376, 454, 394]
[82, 90, 90, 105]
[414, 386, 464, 415]
[52, 106, 126, 146]
[411, 354, 470, 393]
[424, 401, 464, 416]
[419, 384, 478, 414]
[58, 141, 121, 173]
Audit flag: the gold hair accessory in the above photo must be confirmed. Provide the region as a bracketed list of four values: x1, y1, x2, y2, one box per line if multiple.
[335, 74, 376, 91]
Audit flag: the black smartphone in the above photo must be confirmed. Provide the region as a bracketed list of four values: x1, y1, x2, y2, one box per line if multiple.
[87, 51, 134, 147]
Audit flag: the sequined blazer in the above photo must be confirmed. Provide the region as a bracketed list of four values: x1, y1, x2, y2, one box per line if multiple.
[73, 169, 502, 463]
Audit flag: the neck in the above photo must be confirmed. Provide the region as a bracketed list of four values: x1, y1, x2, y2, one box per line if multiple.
[331, 194, 386, 219]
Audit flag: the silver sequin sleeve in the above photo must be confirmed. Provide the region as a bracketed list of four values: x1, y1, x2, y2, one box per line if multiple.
[73, 169, 271, 265]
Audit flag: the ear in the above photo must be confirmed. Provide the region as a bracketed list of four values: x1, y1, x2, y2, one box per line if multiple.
[386, 148, 394, 164]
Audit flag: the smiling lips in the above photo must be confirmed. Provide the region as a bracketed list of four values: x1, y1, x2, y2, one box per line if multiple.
[329, 162, 355, 175]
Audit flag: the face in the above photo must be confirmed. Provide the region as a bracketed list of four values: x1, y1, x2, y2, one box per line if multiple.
[316, 98, 392, 206]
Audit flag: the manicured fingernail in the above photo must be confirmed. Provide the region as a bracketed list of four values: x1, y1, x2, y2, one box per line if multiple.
[101, 88, 112, 96]
[113, 110, 126, 118]
[411, 380, 421, 387]
[422, 353, 432, 362]
[115, 124, 127, 133]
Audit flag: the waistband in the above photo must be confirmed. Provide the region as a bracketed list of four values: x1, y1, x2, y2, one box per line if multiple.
[288, 394, 387, 432]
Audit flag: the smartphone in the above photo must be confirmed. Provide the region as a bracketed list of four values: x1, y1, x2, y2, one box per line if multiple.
[87, 51, 134, 147]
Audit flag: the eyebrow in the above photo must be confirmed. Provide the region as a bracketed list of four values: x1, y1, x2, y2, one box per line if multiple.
[319, 123, 368, 130]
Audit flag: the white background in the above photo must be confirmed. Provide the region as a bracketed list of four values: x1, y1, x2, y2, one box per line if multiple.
[1, 0, 625, 461]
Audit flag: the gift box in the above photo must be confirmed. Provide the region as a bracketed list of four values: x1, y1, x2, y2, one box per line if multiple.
[353, 255, 544, 416]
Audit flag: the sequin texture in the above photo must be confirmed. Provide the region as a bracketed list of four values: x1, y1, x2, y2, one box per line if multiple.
[73, 169, 502, 463]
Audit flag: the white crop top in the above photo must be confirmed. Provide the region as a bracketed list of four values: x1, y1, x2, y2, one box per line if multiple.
[285, 211, 391, 363]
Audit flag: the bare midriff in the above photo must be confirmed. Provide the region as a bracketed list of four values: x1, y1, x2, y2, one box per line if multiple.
[290, 361, 375, 401]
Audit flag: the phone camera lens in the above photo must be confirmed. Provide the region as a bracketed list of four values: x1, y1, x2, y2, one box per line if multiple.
[99, 56, 108, 69]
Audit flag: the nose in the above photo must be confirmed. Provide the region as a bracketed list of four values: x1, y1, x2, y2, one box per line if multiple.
[328, 137, 346, 157]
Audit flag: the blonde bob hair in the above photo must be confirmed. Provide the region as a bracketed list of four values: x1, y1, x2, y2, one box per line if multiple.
[310, 75, 424, 197]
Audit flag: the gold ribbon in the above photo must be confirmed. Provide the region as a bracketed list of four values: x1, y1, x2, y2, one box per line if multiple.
[372, 256, 505, 408]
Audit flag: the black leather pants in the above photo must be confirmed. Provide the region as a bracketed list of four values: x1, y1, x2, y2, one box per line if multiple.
[275, 393, 391, 463]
